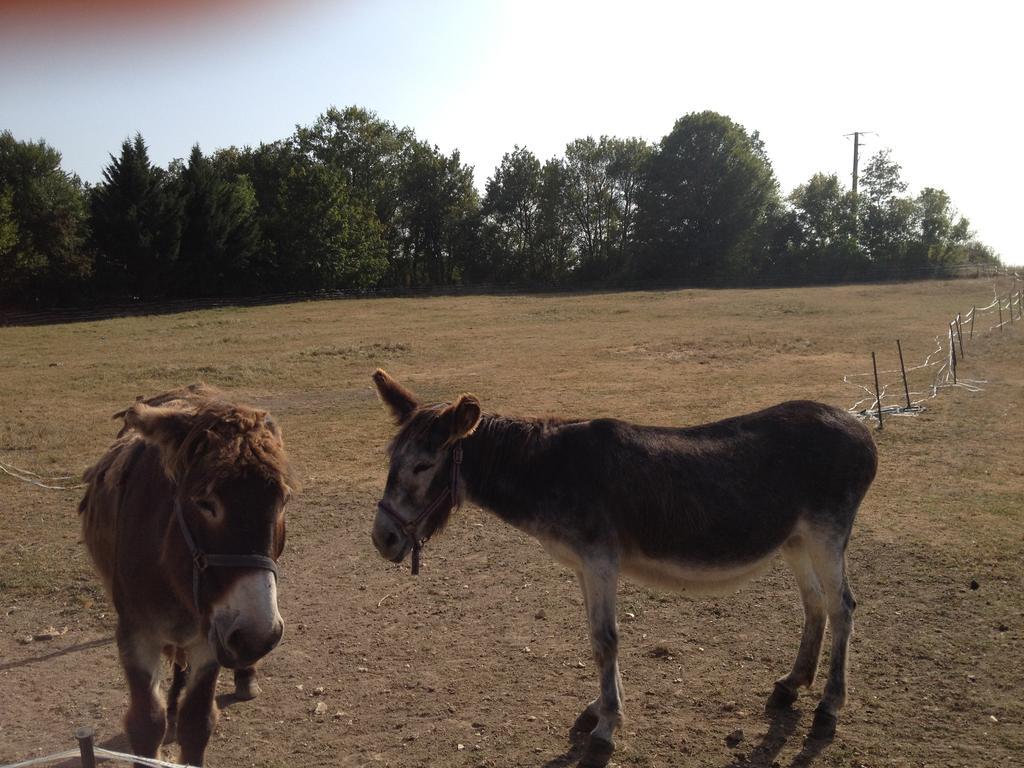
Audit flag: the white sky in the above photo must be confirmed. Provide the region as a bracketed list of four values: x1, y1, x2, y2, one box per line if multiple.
[2, 0, 1020, 264]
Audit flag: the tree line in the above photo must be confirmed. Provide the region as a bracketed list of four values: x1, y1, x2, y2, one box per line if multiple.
[0, 107, 1000, 308]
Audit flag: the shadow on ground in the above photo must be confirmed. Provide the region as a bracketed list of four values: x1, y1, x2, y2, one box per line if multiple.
[722, 708, 835, 768]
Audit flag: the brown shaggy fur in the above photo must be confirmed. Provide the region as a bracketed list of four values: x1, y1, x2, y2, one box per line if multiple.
[77, 383, 294, 767]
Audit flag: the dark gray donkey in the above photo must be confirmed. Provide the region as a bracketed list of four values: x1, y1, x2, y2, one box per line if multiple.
[369, 369, 877, 767]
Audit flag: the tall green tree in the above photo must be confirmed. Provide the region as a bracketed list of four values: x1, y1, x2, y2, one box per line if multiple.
[858, 149, 915, 270]
[296, 106, 414, 267]
[174, 145, 260, 296]
[395, 141, 480, 286]
[635, 111, 779, 284]
[90, 134, 181, 299]
[0, 131, 90, 305]
[481, 146, 543, 281]
[534, 158, 576, 283]
[562, 137, 617, 277]
[786, 173, 863, 280]
[260, 153, 388, 291]
[606, 137, 653, 273]
[908, 186, 971, 269]
[560, 135, 653, 280]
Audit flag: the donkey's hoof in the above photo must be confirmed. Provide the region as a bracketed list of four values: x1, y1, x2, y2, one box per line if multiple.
[766, 682, 799, 711]
[810, 707, 837, 740]
[571, 707, 599, 736]
[233, 679, 262, 701]
[578, 734, 615, 768]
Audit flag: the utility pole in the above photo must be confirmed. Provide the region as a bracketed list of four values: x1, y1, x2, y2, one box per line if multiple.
[845, 131, 875, 246]
[845, 131, 873, 196]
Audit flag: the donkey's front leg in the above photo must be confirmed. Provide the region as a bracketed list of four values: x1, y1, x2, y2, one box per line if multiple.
[578, 555, 623, 768]
[117, 626, 167, 767]
[176, 644, 221, 766]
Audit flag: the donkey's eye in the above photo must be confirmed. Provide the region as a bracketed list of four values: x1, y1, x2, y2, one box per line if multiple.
[412, 462, 433, 474]
[196, 501, 219, 521]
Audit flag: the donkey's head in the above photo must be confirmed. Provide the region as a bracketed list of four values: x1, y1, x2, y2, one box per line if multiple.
[371, 369, 481, 568]
[122, 395, 294, 668]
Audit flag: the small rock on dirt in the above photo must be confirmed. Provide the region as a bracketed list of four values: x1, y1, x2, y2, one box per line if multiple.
[970, 579, 979, 590]
[33, 626, 68, 641]
[534, 609, 546, 620]
[313, 701, 328, 716]
[725, 729, 744, 747]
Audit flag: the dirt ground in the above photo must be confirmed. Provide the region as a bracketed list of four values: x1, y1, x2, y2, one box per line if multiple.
[1, 279, 1022, 767]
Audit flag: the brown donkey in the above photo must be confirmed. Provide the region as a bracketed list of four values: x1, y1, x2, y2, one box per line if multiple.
[79, 384, 294, 766]
[370, 370, 877, 767]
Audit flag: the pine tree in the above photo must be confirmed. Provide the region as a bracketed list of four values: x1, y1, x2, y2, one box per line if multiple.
[90, 133, 181, 299]
[175, 145, 260, 297]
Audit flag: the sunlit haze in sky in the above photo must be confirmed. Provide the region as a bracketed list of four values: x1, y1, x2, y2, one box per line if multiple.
[2, 0, 1020, 264]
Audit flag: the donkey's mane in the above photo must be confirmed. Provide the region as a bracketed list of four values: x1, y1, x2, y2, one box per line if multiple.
[390, 405, 579, 456]
[119, 383, 295, 492]
[387, 407, 581, 536]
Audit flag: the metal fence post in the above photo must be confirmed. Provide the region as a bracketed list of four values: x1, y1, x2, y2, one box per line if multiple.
[872, 351, 883, 429]
[75, 727, 97, 768]
[896, 339, 911, 409]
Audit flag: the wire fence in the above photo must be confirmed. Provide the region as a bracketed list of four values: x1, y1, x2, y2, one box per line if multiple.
[0, 460, 85, 491]
[844, 276, 1023, 425]
[1, 729, 196, 768]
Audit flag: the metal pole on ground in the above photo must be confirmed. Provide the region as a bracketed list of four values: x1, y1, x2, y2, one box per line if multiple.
[970, 306, 976, 339]
[897, 339, 912, 409]
[75, 727, 97, 768]
[956, 313, 965, 358]
[999, 300, 1003, 330]
[949, 324, 958, 385]
[872, 351, 883, 429]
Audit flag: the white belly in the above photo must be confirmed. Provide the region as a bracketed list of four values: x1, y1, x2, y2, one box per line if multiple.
[621, 551, 776, 595]
[537, 534, 777, 596]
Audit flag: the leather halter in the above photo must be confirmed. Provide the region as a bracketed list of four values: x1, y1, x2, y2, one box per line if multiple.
[174, 498, 280, 613]
[376, 442, 463, 575]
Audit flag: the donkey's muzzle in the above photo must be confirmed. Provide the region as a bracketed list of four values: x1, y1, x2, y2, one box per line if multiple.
[210, 570, 284, 668]
[220, 620, 283, 668]
[372, 503, 412, 563]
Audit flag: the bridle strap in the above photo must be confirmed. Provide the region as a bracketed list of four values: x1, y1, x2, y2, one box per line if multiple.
[174, 499, 279, 612]
[377, 441, 463, 575]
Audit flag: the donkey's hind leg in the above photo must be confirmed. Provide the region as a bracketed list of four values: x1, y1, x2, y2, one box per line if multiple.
[767, 539, 826, 711]
[577, 555, 623, 768]
[164, 660, 188, 744]
[805, 527, 857, 738]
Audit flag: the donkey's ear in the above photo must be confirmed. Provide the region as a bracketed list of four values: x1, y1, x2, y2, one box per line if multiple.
[120, 404, 194, 479]
[444, 394, 482, 443]
[372, 368, 419, 424]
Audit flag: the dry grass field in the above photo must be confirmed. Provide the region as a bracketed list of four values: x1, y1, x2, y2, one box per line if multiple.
[1, 278, 1022, 767]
